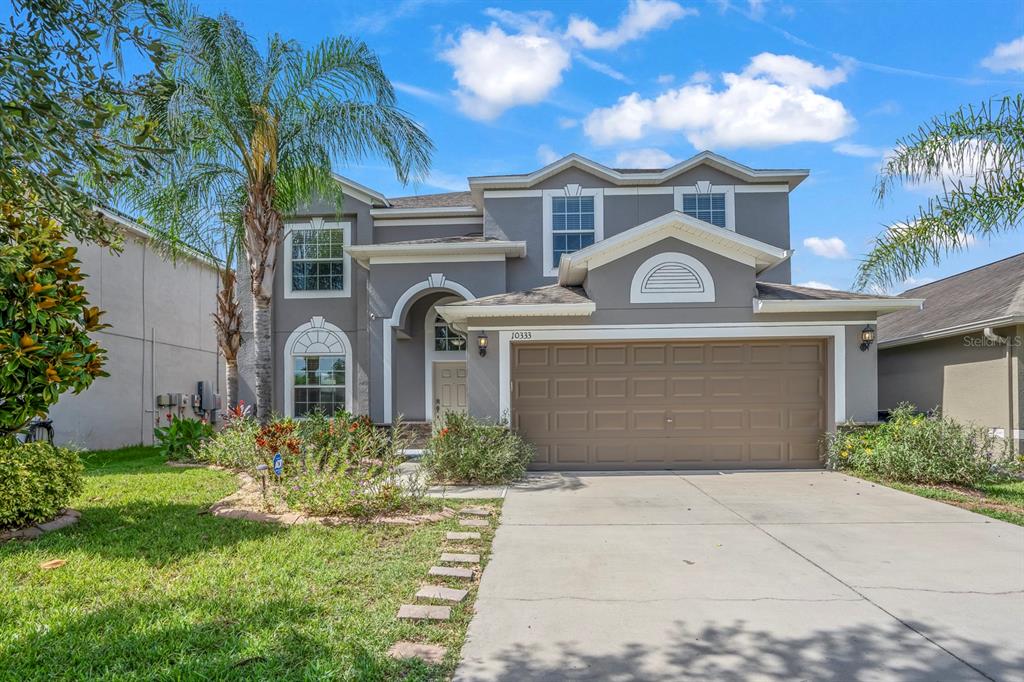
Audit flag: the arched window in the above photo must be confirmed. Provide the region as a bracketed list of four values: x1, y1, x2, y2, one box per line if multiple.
[630, 252, 716, 303]
[284, 317, 353, 417]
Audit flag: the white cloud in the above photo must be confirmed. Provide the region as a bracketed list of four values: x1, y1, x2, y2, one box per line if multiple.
[583, 52, 854, 148]
[557, 117, 578, 129]
[802, 236, 850, 259]
[613, 148, 679, 168]
[424, 171, 468, 192]
[746, 0, 767, 20]
[981, 35, 1024, 73]
[566, 0, 697, 50]
[576, 54, 631, 82]
[441, 24, 571, 120]
[834, 141, 887, 158]
[537, 144, 561, 165]
[656, 73, 675, 85]
[796, 280, 837, 291]
[393, 81, 446, 104]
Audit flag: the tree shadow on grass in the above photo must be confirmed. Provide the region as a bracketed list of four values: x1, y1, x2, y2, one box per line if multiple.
[0, 594, 422, 682]
[457, 620, 1018, 682]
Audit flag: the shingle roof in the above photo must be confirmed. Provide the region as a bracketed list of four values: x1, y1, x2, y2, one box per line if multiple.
[878, 252, 1024, 344]
[386, 191, 473, 208]
[446, 285, 591, 307]
[755, 282, 898, 301]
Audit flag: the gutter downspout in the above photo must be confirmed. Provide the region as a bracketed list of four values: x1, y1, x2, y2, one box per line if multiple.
[984, 327, 1015, 451]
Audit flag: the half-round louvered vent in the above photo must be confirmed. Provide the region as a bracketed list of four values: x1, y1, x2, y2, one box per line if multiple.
[641, 262, 705, 294]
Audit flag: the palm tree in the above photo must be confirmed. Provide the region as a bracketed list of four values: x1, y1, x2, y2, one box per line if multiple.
[125, 6, 432, 420]
[856, 94, 1024, 290]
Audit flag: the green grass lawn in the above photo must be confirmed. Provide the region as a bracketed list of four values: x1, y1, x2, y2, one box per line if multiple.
[0, 446, 499, 680]
[861, 475, 1024, 526]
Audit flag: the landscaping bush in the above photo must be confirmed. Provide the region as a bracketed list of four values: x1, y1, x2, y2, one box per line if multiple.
[194, 409, 419, 518]
[422, 412, 534, 484]
[824, 404, 1015, 485]
[154, 415, 214, 461]
[0, 439, 84, 528]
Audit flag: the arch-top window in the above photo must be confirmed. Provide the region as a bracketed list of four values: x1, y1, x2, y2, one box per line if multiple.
[433, 314, 466, 351]
[285, 317, 352, 417]
[630, 252, 716, 303]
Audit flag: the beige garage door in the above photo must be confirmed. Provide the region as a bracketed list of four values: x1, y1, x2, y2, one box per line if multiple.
[511, 339, 827, 470]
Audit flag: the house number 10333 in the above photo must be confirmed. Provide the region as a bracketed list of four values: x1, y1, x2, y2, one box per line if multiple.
[511, 331, 532, 340]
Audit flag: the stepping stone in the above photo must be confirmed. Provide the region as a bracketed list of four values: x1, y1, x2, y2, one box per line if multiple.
[388, 641, 447, 664]
[416, 584, 468, 602]
[428, 565, 473, 579]
[440, 552, 479, 564]
[446, 531, 481, 541]
[460, 507, 491, 517]
[459, 518, 488, 527]
[397, 604, 451, 621]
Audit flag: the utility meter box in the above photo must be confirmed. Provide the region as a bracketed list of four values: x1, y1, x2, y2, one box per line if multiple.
[177, 393, 190, 408]
[155, 393, 173, 407]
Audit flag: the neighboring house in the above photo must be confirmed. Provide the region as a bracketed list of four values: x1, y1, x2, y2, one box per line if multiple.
[878, 253, 1024, 452]
[47, 210, 222, 450]
[237, 151, 921, 470]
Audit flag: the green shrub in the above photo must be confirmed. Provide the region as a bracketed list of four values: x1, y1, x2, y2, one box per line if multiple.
[0, 439, 84, 528]
[193, 417, 260, 469]
[824, 404, 1015, 485]
[422, 412, 534, 485]
[154, 416, 214, 461]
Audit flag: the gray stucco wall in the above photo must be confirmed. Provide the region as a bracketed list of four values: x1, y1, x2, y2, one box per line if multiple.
[373, 222, 482, 243]
[879, 326, 1023, 448]
[48, 229, 220, 450]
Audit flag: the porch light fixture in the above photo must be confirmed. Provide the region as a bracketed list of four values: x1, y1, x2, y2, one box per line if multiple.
[860, 325, 876, 351]
[477, 333, 489, 357]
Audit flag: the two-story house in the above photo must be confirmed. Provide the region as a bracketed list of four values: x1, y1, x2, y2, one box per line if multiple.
[237, 151, 921, 470]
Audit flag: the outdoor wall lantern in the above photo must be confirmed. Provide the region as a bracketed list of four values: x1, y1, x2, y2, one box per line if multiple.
[477, 333, 489, 357]
[860, 325, 876, 351]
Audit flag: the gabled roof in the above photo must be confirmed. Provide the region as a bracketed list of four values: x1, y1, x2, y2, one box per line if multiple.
[386, 191, 473, 208]
[754, 282, 922, 314]
[877, 253, 1024, 347]
[468, 151, 808, 203]
[331, 173, 390, 207]
[558, 210, 790, 286]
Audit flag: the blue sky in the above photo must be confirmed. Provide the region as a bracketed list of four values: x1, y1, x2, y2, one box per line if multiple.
[40, 0, 1024, 290]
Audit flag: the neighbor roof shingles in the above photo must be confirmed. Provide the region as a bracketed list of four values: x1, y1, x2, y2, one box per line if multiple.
[755, 282, 897, 301]
[877, 252, 1024, 344]
[385, 191, 473, 208]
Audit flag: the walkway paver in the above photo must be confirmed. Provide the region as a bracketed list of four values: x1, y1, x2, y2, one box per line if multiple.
[388, 641, 447, 664]
[417, 585, 469, 602]
[460, 507, 491, 517]
[459, 518, 488, 527]
[447, 531, 481, 541]
[455, 470, 1024, 682]
[429, 565, 473, 579]
[397, 604, 451, 621]
[439, 552, 479, 564]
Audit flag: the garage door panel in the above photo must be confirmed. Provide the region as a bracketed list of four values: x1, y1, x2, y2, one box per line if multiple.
[512, 339, 826, 470]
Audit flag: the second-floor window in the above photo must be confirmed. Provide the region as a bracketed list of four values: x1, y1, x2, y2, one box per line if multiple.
[681, 193, 726, 228]
[551, 195, 595, 268]
[284, 218, 351, 299]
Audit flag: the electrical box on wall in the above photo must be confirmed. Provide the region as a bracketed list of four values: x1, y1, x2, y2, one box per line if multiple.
[155, 393, 173, 407]
[177, 393, 190, 408]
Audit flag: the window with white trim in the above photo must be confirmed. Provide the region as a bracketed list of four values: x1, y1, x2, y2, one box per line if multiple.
[292, 355, 346, 417]
[284, 219, 352, 299]
[681, 193, 726, 228]
[433, 314, 466, 351]
[551, 195, 595, 268]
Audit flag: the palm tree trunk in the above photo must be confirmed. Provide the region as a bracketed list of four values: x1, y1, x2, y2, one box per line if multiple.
[243, 185, 282, 424]
[224, 356, 238, 409]
[213, 268, 243, 411]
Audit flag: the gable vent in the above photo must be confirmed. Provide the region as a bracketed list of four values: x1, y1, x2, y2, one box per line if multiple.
[630, 252, 716, 303]
[642, 262, 705, 294]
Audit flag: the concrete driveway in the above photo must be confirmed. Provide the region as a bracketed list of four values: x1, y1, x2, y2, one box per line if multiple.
[455, 471, 1024, 682]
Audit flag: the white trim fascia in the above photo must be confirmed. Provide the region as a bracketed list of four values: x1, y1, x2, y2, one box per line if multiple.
[369, 254, 505, 265]
[437, 302, 596, 325]
[467, 320, 876, 331]
[331, 173, 389, 207]
[349, 240, 526, 267]
[283, 317, 355, 418]
[370, 206, 479, 218]
[469, 151, 808, 192]
[372, 216, 483, 227]
[424, 297, 467, 422]
[877, 314, 1024, 349]
[754, 298, 924, 314]
[383, 275, 475, 424]
[283, 218, 352, 299]
[558, 211, 788, 285]
[735, 184, 790, 193]
[673, 185, 737, 231]
[543, 187, 605, 278]
[497, 323, 846, 425]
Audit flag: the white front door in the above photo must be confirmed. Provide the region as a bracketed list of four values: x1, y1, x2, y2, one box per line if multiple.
[433, 362, 468, 419]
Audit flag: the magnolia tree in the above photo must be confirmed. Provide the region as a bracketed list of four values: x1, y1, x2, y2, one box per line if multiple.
[0, 192, 109, 437]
